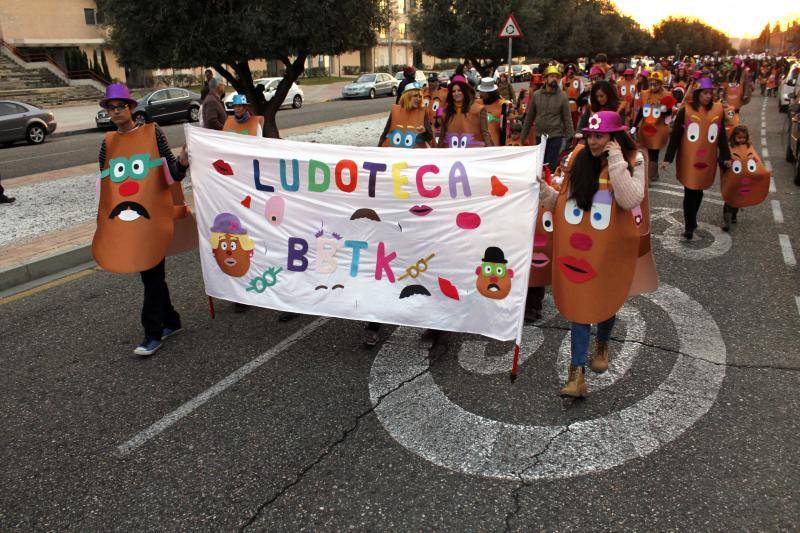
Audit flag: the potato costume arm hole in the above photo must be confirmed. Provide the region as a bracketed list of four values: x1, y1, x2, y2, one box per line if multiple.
[479, 108, 493, 146]
[663, 106, 685, 163]
[154, 125, 187, 181]
[716, 125, 732, 162]
[378, 114, 393, 147]
[608, 151, 645, 210]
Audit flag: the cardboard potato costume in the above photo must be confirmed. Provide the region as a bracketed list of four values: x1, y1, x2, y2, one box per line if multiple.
[381, 105, 428, 148]
[442, 103, 486, 148]
[721, 144, 771, 208]
[723, 82, 744, 112]
[638, 89, 671, 150]
[223, 114, 262, 136]
[676, 102, 723, 190]
[723, 105, 740, 137]
[529, 202, 554, 287]
[628, 150, 658, 296]
[92, 123, 186, 273]
[482, 99, 507, 147]
[423, 87, 448, 131]
[553, 143, 640, 324]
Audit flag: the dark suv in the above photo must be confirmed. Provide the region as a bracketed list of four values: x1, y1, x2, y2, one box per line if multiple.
[96, 87, 201, 128]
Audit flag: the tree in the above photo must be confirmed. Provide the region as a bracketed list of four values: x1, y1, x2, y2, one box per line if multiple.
[97, 0, 388, 138]
[652, 17, 731, 57]
[100, 48, 112, 81]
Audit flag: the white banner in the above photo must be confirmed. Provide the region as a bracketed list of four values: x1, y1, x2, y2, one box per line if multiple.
[186, 125, 542, 342]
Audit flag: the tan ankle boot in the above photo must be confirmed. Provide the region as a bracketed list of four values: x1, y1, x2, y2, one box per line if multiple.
[589, 340, 609, 373]
[559, 365, 587, 397]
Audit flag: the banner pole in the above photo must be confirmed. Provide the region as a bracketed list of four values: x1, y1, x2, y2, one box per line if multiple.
[510, 343, 521, 382]
[208, 296, 215, 320]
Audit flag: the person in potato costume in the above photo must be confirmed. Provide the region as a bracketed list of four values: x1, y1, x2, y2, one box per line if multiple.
[662, 78, 732, 240]
[537, 111, 647, 398]
[720, 125, 770, 231]
[634, 71, 675, 182]
[93, 83, 190, 356]
[223, 94, 264, 136]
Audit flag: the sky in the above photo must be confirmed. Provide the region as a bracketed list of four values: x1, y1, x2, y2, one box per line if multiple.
[611, 0, 800, 38]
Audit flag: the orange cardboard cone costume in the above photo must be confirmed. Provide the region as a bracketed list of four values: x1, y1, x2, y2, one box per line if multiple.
[637, 73, 672, 150]
[552, 114, 643, 324]
[721, 144, 771, 208]
[381, 83, 429, 149]
[676, 96, 724, 191]
[93, 122, 187, 273]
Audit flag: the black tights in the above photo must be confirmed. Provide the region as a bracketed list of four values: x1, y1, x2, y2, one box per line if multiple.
[683, 188, 704, 231]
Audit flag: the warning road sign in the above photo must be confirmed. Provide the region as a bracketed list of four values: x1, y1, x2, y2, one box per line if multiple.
[498, 14, 523, 39]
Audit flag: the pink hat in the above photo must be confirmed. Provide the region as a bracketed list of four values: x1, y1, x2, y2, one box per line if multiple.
[639, 69, 650, 78]
[589, 65, 604, 78]
[692, 70, 702, 80]
[451, 74, 468, 84]
[733, 57, 743, 66]
[582, 111, 626, 134]
[623, 68, 634, 76]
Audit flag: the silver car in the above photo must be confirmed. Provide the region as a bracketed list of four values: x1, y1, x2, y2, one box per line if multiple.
[342, 73, 399, 99]
[778, 62, 799, 113]
[0, 100, 57, 146]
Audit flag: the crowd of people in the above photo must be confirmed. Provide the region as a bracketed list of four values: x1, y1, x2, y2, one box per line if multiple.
[92, 51, 789, 396]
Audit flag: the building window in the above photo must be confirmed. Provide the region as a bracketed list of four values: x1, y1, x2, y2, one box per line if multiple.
[95, 10, 105, 24]
[84, 8, 95, 25]
[397, 0, 405, 14]
[379, 27, 386, 38]
[398, 23, 406, 38]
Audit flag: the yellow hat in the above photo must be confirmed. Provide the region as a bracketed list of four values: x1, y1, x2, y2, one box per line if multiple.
[650, 71, 664, 82]
[543, 65, 561, 77]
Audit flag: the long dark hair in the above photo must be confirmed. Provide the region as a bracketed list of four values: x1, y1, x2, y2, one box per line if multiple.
[569, 131, 637, 211]
[443, 81, 474, 124]
[690, 86, 714, 112]
[590, 80, 620, 112]
[481, 90, 500, 105]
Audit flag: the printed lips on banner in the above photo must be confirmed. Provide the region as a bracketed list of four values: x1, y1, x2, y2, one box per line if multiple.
[185, 125, 544, 341]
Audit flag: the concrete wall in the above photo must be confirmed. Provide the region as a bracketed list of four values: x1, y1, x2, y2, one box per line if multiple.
[0, 0, 105, 42]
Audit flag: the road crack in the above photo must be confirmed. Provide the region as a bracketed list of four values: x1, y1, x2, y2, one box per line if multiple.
[239, 354, 435, 531]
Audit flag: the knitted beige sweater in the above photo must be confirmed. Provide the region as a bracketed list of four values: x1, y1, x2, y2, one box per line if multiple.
[540, 148, 645, 210]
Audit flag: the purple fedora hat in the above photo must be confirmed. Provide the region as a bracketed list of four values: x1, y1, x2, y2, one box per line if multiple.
[697, 77, 715, 91]
[99, 83, 138, 109]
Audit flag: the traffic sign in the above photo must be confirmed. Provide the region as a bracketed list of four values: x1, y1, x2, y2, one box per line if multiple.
[498, 14, 523, 39]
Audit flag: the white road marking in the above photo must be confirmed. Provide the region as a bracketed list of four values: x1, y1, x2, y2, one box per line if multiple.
[649, 206, 732, 260]
[650, 181, 722, 197]
[650, 186, 724, 205]
[765, 160, 773, 172]
[369, 284, 726, 481]
[796, 296, 800, 318]
[769, 176, 777, 193]
[762, 147, 770, 158]
[761, 138, 768, 148]
[779, 234, 797, 267]
[0, 148, 84, 164]
[116, 317, 329, 456]
[761, 129, 767, 138]
[771, 200, 784, 223]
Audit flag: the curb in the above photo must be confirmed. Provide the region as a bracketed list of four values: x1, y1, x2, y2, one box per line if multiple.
[0, 244, 93, 294]
[51, 127, 103, 138]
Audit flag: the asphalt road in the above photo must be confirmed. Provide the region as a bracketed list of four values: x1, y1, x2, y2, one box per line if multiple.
[1, 95, 798, 530]
[0, 96, 395, 180]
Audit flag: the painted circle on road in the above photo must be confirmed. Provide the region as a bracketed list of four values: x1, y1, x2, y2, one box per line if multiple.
[369, 284, 726, 481]
[650, 206, 732, 260]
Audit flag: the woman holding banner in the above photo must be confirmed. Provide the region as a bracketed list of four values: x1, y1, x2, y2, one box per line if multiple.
[537, 111, 646, 397]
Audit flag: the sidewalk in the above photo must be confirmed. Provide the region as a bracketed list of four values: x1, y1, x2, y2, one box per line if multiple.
[0, 114, 387, 293]
[50, 81, 353, 136]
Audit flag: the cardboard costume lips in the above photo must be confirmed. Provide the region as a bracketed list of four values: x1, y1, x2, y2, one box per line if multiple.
[676, 102, 723, 191]
[720, 144, 771, 208]
[552, 144, 640, 324]
[92, 123, 185, 273]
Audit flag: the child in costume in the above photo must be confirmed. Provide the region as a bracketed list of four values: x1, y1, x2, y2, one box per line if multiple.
[720, 125, 771, 231]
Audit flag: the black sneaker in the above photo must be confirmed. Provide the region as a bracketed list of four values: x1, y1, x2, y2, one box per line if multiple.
[0, 195, 15, 204]
[722, 211, 732, 232]
[682, 230, 694, 240]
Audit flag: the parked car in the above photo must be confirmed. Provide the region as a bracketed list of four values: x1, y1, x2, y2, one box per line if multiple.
[342, 73, 399, 99]
[510, 64, 532, 82]
[394, 70, 428, 85]
[778, 62, 799, 113]
[785, 97, 800, 183]
[0, 100, 57, 146]
[223, 78, 304, 112]
[96, 87, 201, 128]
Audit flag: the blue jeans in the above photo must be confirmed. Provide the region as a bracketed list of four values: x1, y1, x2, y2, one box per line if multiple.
[570, 315, 617, 366]
[543, 136, 564, 172]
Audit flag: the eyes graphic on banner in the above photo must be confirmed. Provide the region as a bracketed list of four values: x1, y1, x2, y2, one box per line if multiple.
[246, 267, 282, 293]
[475, 246, 514, 300]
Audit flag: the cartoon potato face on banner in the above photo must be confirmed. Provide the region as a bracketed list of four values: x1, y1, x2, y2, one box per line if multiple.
[210, 213, 254, 277]
[721, 144, 771, 208]
[529, 204, 554, 287]
[475, 246, 514, 300]
[92, 123, 176, 273]
[676, 102, 723, 190]
[552, 154, 639, 324]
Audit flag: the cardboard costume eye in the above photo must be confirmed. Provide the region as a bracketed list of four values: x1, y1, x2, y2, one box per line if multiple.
[747, 158, 757, 172]
[642, 105, 652, 117]
[112, 159, 127, 180]
[589, 191, 613, 230]
[403, 132, 416, 147]
[459, 136, 468, 148]
[686, 122, 700, 142]
[390, 130, 404, 147]
[564, 199, 583, 225]
[732, 160, 742, 173]
[450, 135, 460, 148]
[707, 123, 719, 143]
[431, 100, 440, 112]
[652, 107, 661, 119]
[542, 211, 554, 232]
[423, 97, 430, 108]
[620, 85, 627, 96]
